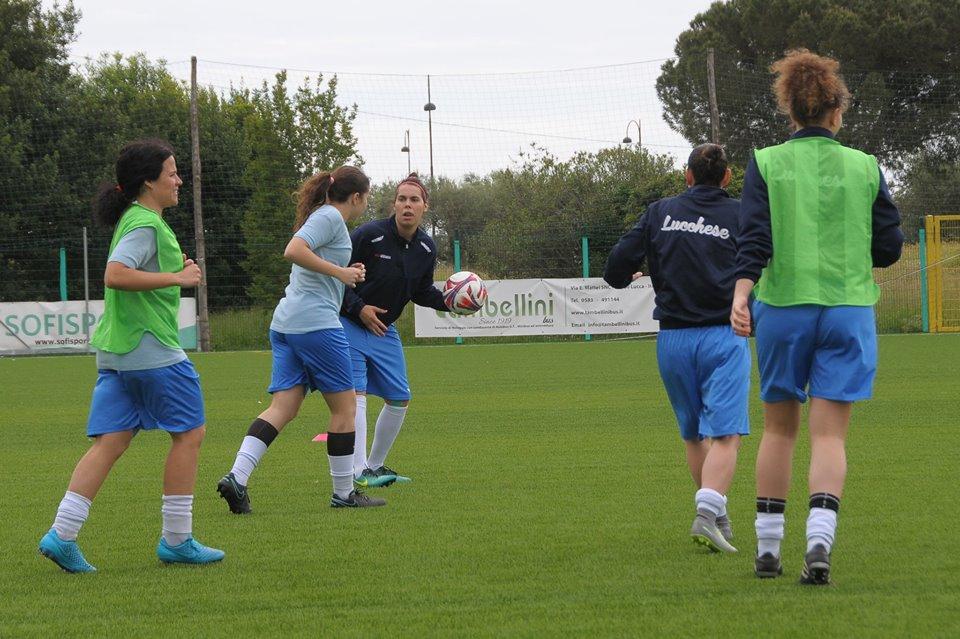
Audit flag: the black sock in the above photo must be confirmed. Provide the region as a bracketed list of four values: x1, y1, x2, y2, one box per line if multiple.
[809, 492, 840, 513]
[756, 497, 787, 514]
[247, 418, 279, 447]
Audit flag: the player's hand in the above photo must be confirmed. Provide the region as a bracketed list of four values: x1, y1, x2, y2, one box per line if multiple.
[359, 305, 388, 336]
[730, 293, 752, 337]
[338, 264, 366, 287]
[176, 258, 202, 288]
[631, 271, 644, 281]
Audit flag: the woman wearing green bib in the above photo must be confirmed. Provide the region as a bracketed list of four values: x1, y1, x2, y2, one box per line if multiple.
[38, 140, 224, 572]
[732, 50, 903, 585]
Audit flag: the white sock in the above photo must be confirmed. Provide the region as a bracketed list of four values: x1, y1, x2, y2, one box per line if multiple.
[53, 491, 92, 541]
[353, 395, 368, 477]
[366, 404, 407, 470]
[695, 488, 725, 521]
[161, 494, 193, 546]
[717, 494, 729, 520]
[756, 512, 785, 557]
[230, 436, 268, 486]
[806, 507, 838, 553]
[328, 454, 355, 500]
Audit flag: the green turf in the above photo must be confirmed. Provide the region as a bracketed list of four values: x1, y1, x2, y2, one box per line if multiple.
[1, 335, 958, 637]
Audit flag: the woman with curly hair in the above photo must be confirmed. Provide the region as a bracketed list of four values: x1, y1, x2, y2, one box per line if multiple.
[732, 50, 904, 584]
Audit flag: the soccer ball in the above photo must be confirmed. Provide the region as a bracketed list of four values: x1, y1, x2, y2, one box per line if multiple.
[443, 271, 487, 315]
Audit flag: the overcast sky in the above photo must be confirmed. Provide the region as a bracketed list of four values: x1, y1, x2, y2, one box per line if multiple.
[58, 0, 713, 73]
[51, 0, 718, 181]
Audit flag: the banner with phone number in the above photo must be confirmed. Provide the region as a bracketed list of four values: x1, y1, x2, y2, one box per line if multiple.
[414, 277, 658, 337]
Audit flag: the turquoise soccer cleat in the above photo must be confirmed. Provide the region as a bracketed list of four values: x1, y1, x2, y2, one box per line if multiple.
[354, 467, 398, 488]
[157, 537, 225, 565]
[377, 465, 412, 484]
[38, 529, 96, 573]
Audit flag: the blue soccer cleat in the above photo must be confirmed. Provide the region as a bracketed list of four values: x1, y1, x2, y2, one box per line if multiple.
[38, 529, 96, 573]
[157, 537, 225, 565]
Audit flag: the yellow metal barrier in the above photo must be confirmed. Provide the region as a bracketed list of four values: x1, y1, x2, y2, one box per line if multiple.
[925, 215, 960, 332]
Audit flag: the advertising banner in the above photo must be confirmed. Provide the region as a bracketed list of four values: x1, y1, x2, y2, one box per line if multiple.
[414, 277, 658, 337]
[0, 299, 197, 355]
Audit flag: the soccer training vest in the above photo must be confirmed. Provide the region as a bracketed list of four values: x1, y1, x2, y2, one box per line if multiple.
[90, 203, 184, 353]
[754, 136, 880, 306]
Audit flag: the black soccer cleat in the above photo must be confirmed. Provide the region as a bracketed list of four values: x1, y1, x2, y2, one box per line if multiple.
[755, 552, 783, 578]
[799, 544, 831, 585]
[217, 472, 251, 514]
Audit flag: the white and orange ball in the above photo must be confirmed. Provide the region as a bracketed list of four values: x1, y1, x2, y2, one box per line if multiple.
[443, 271, 487, 315]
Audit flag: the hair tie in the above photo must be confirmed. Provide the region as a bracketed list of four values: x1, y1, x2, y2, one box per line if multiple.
[396, 178, 429, 203]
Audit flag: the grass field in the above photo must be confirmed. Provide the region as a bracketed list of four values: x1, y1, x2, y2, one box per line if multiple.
[1, 335, 959, 637]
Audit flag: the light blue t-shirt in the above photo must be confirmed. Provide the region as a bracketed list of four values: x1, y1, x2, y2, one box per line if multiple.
[94, 226, 187, 371]
[270, 205, 353, 334]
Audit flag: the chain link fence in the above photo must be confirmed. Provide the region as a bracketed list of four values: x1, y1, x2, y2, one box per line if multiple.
[2, 54, 956, 349]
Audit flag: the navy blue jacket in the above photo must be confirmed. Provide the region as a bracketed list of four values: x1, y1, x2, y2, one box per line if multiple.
[604, 185, 740, 329]
[341, 216, 447, 328]
[736, 127, 904, 282]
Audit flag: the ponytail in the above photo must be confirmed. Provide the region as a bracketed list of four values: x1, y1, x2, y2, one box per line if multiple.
[93, 139, 174, 227]
[93, 182, 135, 227]
[294, 165, 370, 231]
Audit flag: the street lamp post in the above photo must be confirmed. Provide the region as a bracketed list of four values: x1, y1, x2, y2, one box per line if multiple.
[400, 129, 411, 175]
[622, 119, 642, 147]
[423, 76, 438, 242]
[423, 75, 436, 185]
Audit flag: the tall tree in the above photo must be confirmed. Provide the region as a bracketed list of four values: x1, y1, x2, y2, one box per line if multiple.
[239, 71, 361, 307]
[656, 0, 960, 167]
[0, 0, 80, 301]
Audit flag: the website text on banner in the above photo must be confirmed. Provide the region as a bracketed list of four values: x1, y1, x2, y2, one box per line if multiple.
[414, 278, 658, 338]
[0, 299, 198, 355]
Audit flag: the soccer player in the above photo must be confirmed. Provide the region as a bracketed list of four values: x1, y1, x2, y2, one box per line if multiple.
[38, 139, 223, 572]
[340, 173, 451, 487]
[217, 166, 385, 512]
[604, 144, 749, 554]
[732, 50, 903, 584]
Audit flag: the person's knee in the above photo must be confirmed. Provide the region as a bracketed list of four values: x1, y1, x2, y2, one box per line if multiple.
[173, 425, 206, 448]
[270, 394, 302, 423]
[328, 413, 354, 433]
[710, 434, 741, 447]
[94, 433, 132, 459]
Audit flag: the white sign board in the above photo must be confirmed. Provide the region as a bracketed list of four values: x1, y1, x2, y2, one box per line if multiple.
[414, 278, 658, 337]
[0, 299, 197, 355]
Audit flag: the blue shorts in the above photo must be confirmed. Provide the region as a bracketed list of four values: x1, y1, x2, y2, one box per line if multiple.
[341, 319, 411, 401]
[86, 360, 205, 436]
[753, 302, 877, 403]
[656, 325, 751, 441]
[268, 329, 354, 394]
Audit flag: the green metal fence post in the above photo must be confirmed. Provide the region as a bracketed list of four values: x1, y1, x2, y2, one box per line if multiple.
[919, 228, 929, 333]
[582, 236, 591, 341]
[59, 246, 67, 301]
[454, 240, 463, 345]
